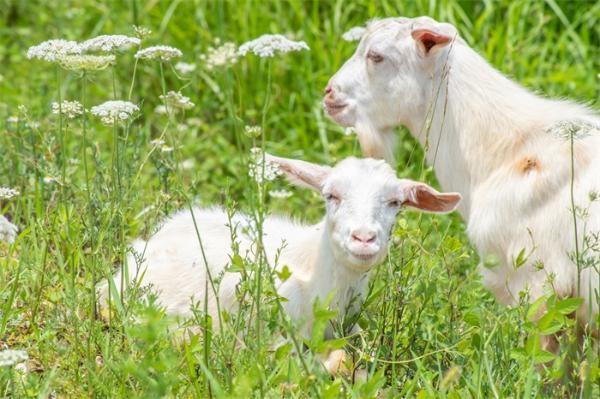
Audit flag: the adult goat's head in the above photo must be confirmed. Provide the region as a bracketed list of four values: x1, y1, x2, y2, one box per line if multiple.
[324, 16, 459, 163]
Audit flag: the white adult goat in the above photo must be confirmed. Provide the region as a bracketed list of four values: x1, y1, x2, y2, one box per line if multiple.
[100, 154, 460, 340]
[325, 16, 600, 344]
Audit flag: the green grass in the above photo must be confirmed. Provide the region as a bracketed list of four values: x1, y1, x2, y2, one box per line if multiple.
[0, 0, 599, 397]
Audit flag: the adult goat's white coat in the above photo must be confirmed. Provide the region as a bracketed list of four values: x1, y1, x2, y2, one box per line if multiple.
[325, 16, 600, 336]
[100, 155, 460, 339]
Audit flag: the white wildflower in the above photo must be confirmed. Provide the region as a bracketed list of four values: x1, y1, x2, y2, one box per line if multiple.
[135, 45, 182, 61]
[159, 91, 194, 110]
[51, 100, 84, 119]
[26, 39, 82, 63]
[546, 120, 600, 140]
[344, 127, 356, 136]
[0, 349, 28, 367]
[90, 100, 139, 125]
[269, 189, 292, 199]
[248, 147, 282, 184]
[0, 187, 20, 200]
[201, 42, 238, 70]
[27, 121, 40, 129]
[80, 35, 140, 53]
[175, 62, 196, 74]
[342, 26, 366, 42]
[59, 54, 115, 71]
[133, 26, 152, 40]
[244, 125, 262, 138]
[14, 362, 28, 374]
[186, 117, 203, 127]
[0, 216, 18, 244]
[238, 34, 309, 58]
[43, 176, 58, 184]
[6, 116, 19, 123]
[161, 146, 174, 153]
[150, 139, 166, 146]
[154, 105, 168, 115]
[181, 158, 195, 170]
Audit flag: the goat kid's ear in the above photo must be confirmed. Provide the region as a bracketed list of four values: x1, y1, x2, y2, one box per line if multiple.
[411, 27, 452, 56]
[265, 153, 331, 192]
[398, 180, 461, 213]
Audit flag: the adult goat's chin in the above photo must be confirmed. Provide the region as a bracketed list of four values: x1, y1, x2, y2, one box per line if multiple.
[323, 99, 354, 126]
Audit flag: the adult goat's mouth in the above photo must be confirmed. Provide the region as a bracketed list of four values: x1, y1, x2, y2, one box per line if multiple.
[323, 100, 347, 116]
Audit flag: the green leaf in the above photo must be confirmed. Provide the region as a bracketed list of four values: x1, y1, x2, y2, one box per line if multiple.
[537, 311, 564, 335]
[275, 265, 292, 282]
[514, 248, 528, 269]
[533, 350, 556, 364]
[463, 310, 480, 327]
[526, 295, 548, 321]
[555, 297, 583, 315]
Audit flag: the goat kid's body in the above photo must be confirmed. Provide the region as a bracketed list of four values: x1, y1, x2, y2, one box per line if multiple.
[113, 207, 368, 338]
[422, 43, 600, 323]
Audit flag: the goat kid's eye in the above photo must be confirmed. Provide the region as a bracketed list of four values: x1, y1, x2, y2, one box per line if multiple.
[387, 199, 402, 208]
[367, 50, 384, 64]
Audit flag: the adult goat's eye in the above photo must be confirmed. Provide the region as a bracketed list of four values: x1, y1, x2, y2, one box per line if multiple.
[367, 50, 384, 63]
[325, 193, 340, 203]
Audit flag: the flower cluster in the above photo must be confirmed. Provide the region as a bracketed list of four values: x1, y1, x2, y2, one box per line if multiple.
[175, 62, 196, 74]
[135, 45, 182, 61]
[51, 100, 84, 119]
[0, 215, 18, 244]
[248, 148, 282, 184]
[59, 54, 116, 71]
[26, 39, 81, 62]
[80, 35, 140, 53]
[238, 34, 309, 58]
[0, 349, 28, 367]
[90, 100, 139, 125]
[269, 189, 292, 199]
[159, 91, 194, 110]
[547, 120, 600, 140]
[342, 26, 366, 42]
[0, 187, 20, 200]
[244, 125, 262, 138]
[201, 41, 238, 70]
[133, 26, 152, 40]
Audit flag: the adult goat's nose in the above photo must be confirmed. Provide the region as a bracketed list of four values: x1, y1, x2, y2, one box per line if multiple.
[324, 84, 333, 95]
[351, 229, 377, 244]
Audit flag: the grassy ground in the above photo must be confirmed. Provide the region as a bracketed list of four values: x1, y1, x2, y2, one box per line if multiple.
[0, 0, 599, 397]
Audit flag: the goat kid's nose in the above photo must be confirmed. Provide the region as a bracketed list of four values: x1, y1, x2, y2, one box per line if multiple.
[324, 84, 333, 95]
[351, 229, 377, 244]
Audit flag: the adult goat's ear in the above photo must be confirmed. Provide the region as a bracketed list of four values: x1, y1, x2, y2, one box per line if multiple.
[265, 153, 331, 192]
[398, 179, 461, 213]
[411, 26, 453, 56]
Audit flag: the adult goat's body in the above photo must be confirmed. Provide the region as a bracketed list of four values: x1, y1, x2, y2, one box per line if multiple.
[325, 16, 600, 331]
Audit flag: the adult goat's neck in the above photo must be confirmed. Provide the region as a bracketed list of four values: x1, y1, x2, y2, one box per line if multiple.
[409, 44, 548, 220]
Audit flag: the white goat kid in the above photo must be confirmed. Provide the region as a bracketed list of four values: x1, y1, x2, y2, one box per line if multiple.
[325, 16, 600, 343]
[101, 154, 460, 340]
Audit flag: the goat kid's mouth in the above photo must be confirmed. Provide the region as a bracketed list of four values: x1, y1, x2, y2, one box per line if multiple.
[348, 250, 379, 263]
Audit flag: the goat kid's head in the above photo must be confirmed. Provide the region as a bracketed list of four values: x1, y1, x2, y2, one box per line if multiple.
[267, 154, 461, 272]
[324, 16, 459, 161]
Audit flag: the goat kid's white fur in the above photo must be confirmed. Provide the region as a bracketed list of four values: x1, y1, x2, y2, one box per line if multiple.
[326, 16, 600, 333]
[100, 155, 460, 339]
